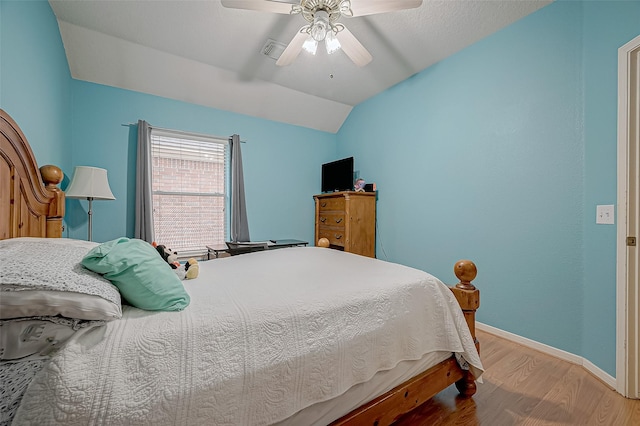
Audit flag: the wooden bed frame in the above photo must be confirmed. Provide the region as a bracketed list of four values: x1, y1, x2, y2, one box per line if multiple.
[0, 108, 480, 426]
[1, 109, 64, 240]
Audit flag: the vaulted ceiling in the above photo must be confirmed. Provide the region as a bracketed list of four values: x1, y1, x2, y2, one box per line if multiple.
[49, 0, 552, 133]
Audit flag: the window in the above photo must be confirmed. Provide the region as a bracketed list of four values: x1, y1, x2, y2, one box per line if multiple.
[150, 128, 229, 256]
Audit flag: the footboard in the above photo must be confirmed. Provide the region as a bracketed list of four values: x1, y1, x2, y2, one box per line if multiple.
[330, 259, 480, 426]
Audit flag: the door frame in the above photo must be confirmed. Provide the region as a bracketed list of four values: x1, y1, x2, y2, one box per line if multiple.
[616, 33, 640, 399]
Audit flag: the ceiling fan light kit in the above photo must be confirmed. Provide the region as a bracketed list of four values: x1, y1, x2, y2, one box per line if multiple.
[302, 21, 342, 55]
[325, 30, 341, 54]
[309, 10, 331, 42]
[302, 36, 318, 55]
[221, 0, 423, 67]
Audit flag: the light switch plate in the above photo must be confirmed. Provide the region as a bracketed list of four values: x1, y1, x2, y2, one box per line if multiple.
[596, 204, 615, 224]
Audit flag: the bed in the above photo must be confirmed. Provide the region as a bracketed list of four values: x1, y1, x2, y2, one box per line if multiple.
[0, 108, 483, 426]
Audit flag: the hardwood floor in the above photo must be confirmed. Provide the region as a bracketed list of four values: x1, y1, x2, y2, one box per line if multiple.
[394, 330, 640, 425]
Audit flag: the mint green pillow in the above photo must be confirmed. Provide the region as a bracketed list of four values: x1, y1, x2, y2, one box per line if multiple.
[81, 237, 190, 311]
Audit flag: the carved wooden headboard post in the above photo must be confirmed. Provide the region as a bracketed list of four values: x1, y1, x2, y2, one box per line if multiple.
[0, 109, 65, 239]
[39, 164, 65, 237]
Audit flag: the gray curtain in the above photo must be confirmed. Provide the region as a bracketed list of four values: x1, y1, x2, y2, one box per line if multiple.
[230, 134, 250, 242]
[134, 120, 155, 242]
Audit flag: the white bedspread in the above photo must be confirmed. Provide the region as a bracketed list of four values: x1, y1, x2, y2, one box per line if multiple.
[14, 247, 483, 426]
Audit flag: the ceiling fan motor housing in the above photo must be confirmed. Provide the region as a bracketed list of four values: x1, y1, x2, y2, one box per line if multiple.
[298, 0, 351, 24]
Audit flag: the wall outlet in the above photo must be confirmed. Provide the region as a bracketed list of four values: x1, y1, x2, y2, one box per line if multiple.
[596, 204, 615, 224]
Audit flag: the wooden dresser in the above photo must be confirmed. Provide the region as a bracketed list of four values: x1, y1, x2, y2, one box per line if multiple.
[314, 191, 376, 257]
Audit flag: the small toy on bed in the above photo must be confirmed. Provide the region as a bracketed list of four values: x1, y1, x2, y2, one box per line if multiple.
[151, 242, 198, 280]
[152, 242, 181, 269]
[185, 258, 199, 280]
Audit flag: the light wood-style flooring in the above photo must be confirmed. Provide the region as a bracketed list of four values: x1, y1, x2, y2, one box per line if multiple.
[394, 329, 640, 425]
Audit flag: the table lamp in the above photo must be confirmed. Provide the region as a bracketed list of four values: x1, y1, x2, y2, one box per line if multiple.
[65, 166, 115, 241]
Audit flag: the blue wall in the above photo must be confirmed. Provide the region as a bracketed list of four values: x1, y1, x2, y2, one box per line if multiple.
[68, 81, 336, 243]
[338, 0, 640, 376]
[0, 0, 71, 171]
[581, 0, 640, 376]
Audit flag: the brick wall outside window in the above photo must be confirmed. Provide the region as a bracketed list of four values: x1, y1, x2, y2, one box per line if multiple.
[151, 135, 228, 255]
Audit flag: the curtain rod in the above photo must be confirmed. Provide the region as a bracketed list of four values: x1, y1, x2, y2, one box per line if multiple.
[121, 123, 246, 143]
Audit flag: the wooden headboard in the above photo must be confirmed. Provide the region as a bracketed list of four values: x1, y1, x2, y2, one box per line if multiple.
[0, 109, 65, 239]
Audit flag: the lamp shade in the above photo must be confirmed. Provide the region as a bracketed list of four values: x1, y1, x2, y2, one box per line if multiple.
[65, 166, 115, 200]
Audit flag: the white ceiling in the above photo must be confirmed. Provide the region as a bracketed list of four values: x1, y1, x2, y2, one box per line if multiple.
[49, 0, 552, 133]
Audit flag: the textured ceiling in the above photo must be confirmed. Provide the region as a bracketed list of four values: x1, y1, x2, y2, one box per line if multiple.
[49, 0, 552, 133]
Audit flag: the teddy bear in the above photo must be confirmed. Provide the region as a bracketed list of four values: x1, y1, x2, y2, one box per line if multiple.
[152, 242, 199, 280]
[184, 258, 199, 280]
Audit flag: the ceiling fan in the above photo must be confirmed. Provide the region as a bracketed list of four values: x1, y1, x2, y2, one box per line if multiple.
[221, 0, 423, 67]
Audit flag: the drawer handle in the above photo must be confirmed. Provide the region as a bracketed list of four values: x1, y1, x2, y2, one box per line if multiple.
[335, 234, 343, 240]
[321, 202, 327, 207]
[320, 217, 327, 223]
[335, 218, 342, 224]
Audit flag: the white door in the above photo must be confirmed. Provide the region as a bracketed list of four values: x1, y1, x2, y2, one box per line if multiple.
[617, 34, 640, 399]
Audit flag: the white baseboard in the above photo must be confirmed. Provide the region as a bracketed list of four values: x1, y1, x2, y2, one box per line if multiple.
[476, 322, 616, 389]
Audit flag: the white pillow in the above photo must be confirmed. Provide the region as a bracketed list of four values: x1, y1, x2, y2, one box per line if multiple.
[0, 290, 121, 321]
[0, 237, 122, 321]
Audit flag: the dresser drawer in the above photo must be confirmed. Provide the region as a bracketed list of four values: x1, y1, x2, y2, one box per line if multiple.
[317, 211, 345, 228]
[317, 197, 345, 212]
[317, 228, 345, 248]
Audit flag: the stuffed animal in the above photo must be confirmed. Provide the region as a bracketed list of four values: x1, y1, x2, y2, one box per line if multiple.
[184, 258, 199, 280]
[152, 242, 181, 269]
[152, 242, 199, 280]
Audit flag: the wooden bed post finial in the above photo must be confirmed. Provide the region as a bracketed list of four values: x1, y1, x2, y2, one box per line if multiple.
[454, 259, 477, 290]
[40, 165, 63, 188]
[317, 237, 330, 248]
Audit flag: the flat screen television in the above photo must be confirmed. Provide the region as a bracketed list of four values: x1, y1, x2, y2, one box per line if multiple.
[321, 157, 354, 193]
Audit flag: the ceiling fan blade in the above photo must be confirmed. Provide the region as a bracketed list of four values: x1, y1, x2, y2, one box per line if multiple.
[220, 0, 294, 14]
[336, 26, 372, 67]
[275, 29, 308, 66]
[348, 0, 423, 17]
